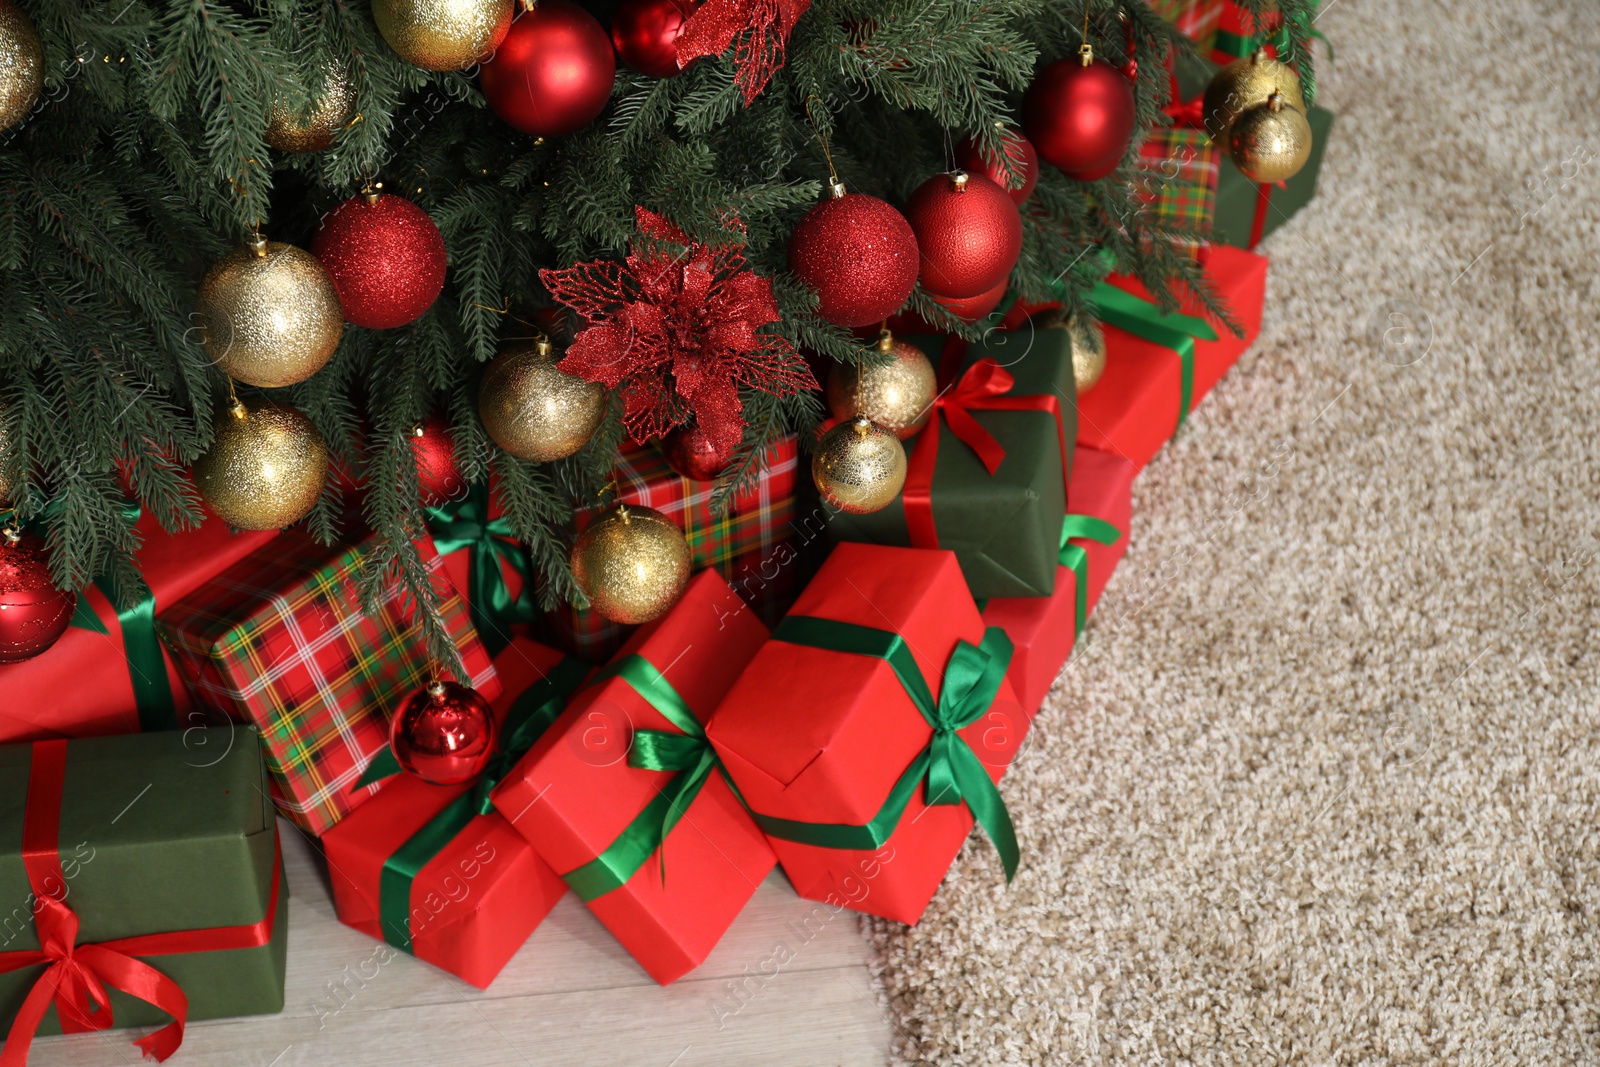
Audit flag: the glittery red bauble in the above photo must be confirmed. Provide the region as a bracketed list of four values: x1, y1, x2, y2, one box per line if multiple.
[661, 421, 734, 481]
[0, 531, 75, 663]
[788, 192, 919, 329]
[390, 681, 498, 785]
[956, 131, 1040, 205]
[1022, 58, 1136, 180]
[905, 172, 1022, 300]
[410, 414, 466, 505]
[312, 193, 447, 329]
[611, 0, 697, 78]
[480, 0, 616, 137]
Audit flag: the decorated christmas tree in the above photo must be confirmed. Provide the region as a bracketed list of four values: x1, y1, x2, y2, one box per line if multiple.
[0, 0, 1318, 672]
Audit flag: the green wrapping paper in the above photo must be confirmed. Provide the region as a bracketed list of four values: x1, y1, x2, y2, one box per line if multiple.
[1211, 105, 1336, 249]
[826, 330, 1077, 599]
[0, 727, 288, 1040]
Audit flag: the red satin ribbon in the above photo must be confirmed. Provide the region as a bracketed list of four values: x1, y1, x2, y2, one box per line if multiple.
[0, 739, 282, 1066]
[902, 338, 1073, 549]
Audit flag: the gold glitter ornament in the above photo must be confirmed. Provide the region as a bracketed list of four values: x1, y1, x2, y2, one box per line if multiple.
[478, 339, 605, 462]
[1045, 312, 1105, 396]
[372, 0, 514, 72]
[195, 236, 345, 389]
[1227, 91, 1313, 184]
[1201, 48, 1305, 142]
[826, 331, 937, 440]
[570, 504, 691, 625]
[0, 0, 43, 133]
[266, 62, 356, 153]
[194, 398, 329, 530]
[813, 416, 907, 515]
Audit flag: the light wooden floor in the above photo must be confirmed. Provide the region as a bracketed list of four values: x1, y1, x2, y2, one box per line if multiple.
[24, 821, 891, 1067]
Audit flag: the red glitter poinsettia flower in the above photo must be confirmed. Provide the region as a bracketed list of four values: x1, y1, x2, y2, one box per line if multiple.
[674, 0, 810, 105]
[539, 207, 817, 455]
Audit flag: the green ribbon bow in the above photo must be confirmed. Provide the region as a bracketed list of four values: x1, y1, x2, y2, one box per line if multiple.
[378, 655, 590, 954]
[65, 504, 178, 733]
[1088, 282, 1218, 431]
[426, 485, 537, 657]
[1059, 514, 1123, 640]
[748, 616, 1021, 881]
[559, 655, 732, 902]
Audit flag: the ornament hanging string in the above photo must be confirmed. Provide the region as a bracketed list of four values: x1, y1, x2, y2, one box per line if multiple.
[804, 95, 840, 188]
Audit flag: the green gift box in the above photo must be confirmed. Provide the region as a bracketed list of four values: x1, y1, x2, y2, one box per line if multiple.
[0, 727, 287, 1063]
[1211, 104, 1335, 249]
[826, 331, 1077, 599]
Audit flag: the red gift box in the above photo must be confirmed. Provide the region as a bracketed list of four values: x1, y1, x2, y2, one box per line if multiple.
[492, 570, 777, 984]
[708, 543, 1029, 925]
[981, 447, 1135, 713]
[0, 514, 277, 744]
[1077, 244, 1267, 470]
[322, 638, 580, 988]
[158, 530, 500, 836]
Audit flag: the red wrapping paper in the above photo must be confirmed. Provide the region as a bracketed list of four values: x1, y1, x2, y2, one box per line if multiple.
[981, 447, 1136, 713]
[0, 514, 277, 743]
[322, 638, 571, 988]
[708, 543, 1030, 925]
[1077, 244, 1267, 470]
[492, 571, 777, 984]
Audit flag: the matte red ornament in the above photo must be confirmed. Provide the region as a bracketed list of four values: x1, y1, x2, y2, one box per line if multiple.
[410, 414, 466, 505]
[389, 680, 498, 786]
[612, 0, 698, 78]
[905, 171, 1022, 300]
[955, 130, 1040, 205]
[480, 0, 616, 137]
[661, 421, 733, 481]
[935, 278, 1010, 322]
[0, 529, 75, 663]
[312, 192, 447, 329]
[788, 190, 919, 329]
[1022, 56, 1136, 180]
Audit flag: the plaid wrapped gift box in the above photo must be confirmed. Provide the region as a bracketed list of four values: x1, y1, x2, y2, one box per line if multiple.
[157, 531, 500, 836]
[544, 435, 802, 660]
[1137, 125, 1219, 261]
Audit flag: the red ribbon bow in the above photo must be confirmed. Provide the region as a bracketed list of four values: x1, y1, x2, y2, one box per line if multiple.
[902, 338, 1072, 550]
[0, 740, 282, 1066]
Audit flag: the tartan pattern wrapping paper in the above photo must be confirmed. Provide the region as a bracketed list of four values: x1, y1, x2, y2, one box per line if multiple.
[544, 435, 801, 660]
[158, 531, 500, 837]
[1137, 126, 1220, 259]
[1147, 0, 1223, 50]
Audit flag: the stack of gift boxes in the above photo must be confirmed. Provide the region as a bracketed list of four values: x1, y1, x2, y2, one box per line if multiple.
[0, 7, 1327, 1055]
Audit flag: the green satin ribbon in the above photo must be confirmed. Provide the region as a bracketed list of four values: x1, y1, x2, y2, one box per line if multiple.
[426, 485, 537, 657]
[747, 616, 1020, 881]
[66, 506, 178, 733]
[1059, 514, 1123, 640]
[1088, 282, 1218, 431]
[559, 655, 731, 902]
[376, 655, 590, 954]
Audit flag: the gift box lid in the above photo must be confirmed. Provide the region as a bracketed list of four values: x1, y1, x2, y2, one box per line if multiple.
[708, 543, 994, 825]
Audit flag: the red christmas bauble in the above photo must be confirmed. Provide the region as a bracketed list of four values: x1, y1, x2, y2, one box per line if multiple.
[1022, 57, 1136, 180]
[410, 414, 466, 505]
[936, 278, 1010, 322]
[661, 421, 734, 481]
[956, 131, 1040, 205]
[611, 0, 697, 79]
[788, 191, 919, 329]
[905, 171, 1022, 300]
[480, 0, 616, 137]
[0, 530, 75, 663]
[389, 680, 498, 785]
[312, 192, 447, 329]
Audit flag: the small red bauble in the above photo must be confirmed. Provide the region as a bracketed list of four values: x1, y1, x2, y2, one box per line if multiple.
[480, 0, 616, 137]
[1022, 56, 1136, 180]
[611, 0, 697, 79]
[0, 529, 75, 663]
[788, 189, 920, 329]
[905, 171, 1022, 300]
[956, 130, 1040, 205]
[661, 422, 733, 481]
[935, 278, 1010, 322]
[410, 414, 466, 505]
[389, 680, 498, 786]
[313, 191, 447, 329]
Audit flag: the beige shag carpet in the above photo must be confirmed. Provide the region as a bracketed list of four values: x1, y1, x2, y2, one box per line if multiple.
[867, 1, 1600, 1062]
